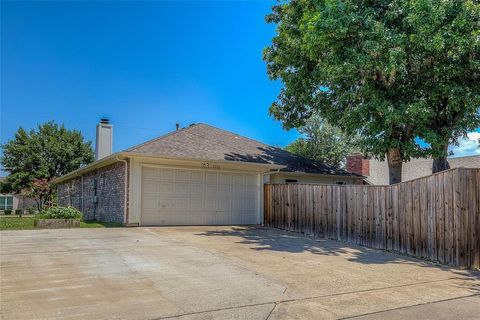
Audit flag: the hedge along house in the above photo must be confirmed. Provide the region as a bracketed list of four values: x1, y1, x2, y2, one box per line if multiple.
[55, 120, 364, 226]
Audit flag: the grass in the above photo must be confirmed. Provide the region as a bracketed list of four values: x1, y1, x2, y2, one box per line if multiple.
[80, 220, 124, 228]
[0, 217, 36, 230]
[0, 216, 123, 231]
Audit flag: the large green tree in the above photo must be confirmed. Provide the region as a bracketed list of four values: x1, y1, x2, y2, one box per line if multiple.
[285, 114, 359, 168]
[409, 1, 480, 172]
[264, 0, 480, 184]
[1, 122, 94, 207]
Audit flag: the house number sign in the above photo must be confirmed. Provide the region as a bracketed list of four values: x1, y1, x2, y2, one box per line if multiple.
[201, 162, 221, 169]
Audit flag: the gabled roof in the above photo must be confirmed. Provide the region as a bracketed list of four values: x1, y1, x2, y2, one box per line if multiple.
[125, 123, 357, 177]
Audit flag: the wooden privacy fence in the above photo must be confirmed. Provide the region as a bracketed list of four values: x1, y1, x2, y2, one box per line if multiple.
[264, 168, 480, 269]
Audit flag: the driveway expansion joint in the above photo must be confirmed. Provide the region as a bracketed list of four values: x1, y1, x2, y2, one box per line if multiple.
[340, 294, 480, 319]
[151, 277, 470, 320]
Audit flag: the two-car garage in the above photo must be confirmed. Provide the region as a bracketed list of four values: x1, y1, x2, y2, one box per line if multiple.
[140, 166, 261, 226]
[56, 124, 361, 226]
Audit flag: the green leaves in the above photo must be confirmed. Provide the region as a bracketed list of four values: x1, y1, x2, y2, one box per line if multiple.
[285, 114, 360, 168]
[265, 0, 480, 172]
[0, 122, 94, 194]
[38, 206, 82, 220]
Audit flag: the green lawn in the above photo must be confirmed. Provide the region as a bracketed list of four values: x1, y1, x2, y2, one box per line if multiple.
[0, 217, 123, 231]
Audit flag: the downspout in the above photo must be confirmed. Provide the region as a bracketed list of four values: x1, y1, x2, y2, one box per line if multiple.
[116, 156, 128, 225]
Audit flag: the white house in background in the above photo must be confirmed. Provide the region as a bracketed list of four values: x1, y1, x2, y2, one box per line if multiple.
[54, 120, 364, 226]
[0, 177, 37, 213]
[346, 153, 480, 185]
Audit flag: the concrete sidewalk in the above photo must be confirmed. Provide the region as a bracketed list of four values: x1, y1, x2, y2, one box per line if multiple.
[1, 226, 478, 319]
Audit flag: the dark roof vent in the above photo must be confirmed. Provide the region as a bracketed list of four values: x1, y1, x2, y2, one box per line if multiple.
[100, 118, 110, 124]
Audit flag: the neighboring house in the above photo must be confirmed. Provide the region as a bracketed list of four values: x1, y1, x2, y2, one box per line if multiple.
[55, 120, 363, 226]
[0, 177, 37, 213]
[346, 153, 480, 185]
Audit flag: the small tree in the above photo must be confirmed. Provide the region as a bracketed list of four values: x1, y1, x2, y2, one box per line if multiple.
[285, 114, 359, 168]
[21, 178, 55, 211]
[1, 122, 94, 198]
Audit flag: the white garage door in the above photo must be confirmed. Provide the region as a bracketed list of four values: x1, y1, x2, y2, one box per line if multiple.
[141, 167, 260, 226]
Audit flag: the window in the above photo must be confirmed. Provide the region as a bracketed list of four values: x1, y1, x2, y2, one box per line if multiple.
[285, 179, 298, 184]
[0, 196, 13, 210]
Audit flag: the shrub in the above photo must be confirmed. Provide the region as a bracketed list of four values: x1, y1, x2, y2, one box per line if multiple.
[39, 206, 82, 220]
[26, 207, 37, 215]
[4, 209, 12, 215]
[15, 209, 23, 216]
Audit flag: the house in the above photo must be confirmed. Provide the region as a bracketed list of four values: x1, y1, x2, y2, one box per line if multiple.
[55, 120, 363, 226]
[0, 177, 37, 213]
[346, 153, 480, 185]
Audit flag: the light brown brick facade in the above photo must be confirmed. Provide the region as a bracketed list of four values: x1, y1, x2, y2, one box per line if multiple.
[57, 161, 128, 223]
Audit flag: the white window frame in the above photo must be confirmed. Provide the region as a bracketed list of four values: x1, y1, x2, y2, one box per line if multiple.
[0, 195, 14, 210]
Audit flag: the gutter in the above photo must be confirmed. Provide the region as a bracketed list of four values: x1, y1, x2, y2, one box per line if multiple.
[54, 152, 286, 184]
[53, 152, 123, 184]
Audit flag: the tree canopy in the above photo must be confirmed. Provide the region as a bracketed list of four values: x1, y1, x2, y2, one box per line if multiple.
[285, 114, 359, 168]
[1, 122, 94, 205]
[264, 0, 480, 183]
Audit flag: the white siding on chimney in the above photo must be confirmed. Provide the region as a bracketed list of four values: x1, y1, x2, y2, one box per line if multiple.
[95, 123, 113, 160]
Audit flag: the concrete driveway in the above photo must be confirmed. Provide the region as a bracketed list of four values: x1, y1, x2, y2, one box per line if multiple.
[1, 227, 479, 320]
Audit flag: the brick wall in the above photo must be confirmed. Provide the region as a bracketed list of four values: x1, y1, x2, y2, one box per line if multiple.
[346, 154, 370, 176]
[57, 161, 127, 223]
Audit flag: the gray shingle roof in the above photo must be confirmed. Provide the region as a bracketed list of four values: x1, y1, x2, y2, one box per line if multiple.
[125, 123, 356, 176]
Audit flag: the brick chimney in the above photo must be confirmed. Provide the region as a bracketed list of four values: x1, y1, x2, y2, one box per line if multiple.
[346, 153, 370, 176]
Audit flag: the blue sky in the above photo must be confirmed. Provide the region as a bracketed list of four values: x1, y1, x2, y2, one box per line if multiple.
[1, 0, 297, 154]
[1, 0, 478, 167]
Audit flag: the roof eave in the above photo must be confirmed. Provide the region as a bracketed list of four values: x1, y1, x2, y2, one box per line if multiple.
[53, 152, 128, 184]
[53, 152, 286, 184]
[125, 152, 286, 171]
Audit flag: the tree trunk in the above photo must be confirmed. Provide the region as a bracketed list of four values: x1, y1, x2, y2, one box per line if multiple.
[387, 148, 402, 185]
[432, 143, 450, 173]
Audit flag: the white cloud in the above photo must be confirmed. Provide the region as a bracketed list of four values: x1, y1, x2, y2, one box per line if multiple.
[449, 131, 480, 158]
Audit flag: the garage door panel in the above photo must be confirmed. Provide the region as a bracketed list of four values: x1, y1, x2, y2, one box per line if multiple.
[231, 174, 244, 184]
[142, 167, 159, 179]
[160, 169, 175, 181]
[190, 199, 203, 208]
[189, 183, 204, 195]
[218, 173, 231, 185]
[175, 169, 192, 181]
[205, 199, 216, 210]
[205, 173, 218, 184]
[141, 167, 259, 226]
[205, 185, 218, 197]
[175, 199, 190, 208]
[245, 199, 257, 210]
[175, 182, 189, 194]
[245, 175, 258, 185]
[159, 183, 175, 193]
[142, 197, 158, 209]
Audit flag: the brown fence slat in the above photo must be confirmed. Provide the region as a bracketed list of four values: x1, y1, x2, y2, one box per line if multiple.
[264, 168, 480, 270]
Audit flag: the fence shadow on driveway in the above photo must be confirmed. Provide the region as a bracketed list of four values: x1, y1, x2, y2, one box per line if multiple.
[195, 226, 480, 280]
